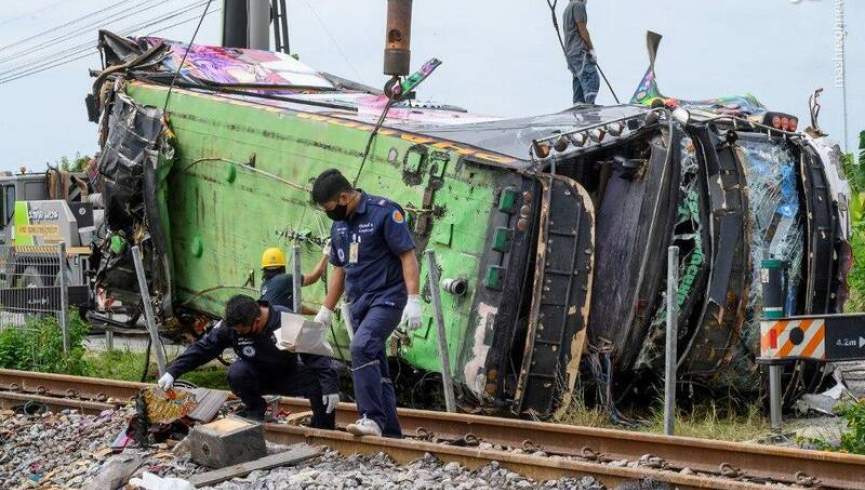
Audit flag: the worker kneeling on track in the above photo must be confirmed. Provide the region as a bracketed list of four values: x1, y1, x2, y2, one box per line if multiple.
[157, 295, 339, 429]
[311, 169, 422, 439]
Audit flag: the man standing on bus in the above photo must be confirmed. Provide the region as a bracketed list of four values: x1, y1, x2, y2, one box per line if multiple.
[310, 169, 421, 438]
[563, 0, 600, 104]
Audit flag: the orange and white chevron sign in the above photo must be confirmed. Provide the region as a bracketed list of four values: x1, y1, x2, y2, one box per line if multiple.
[760, 318, 826, 360]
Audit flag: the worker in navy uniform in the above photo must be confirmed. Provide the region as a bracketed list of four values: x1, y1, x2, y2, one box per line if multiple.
[156, 295, 339, 428]
[311, 169, 422, 438]
[259, 245, 329, 313]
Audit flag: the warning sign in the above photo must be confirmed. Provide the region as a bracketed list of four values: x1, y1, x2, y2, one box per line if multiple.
[19, 224, 60, 237]
[760, 314, 865, 363]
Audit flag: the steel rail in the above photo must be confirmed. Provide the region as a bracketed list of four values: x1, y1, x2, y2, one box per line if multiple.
[2, 369, 864, 489]
[261, 424, 768, 490]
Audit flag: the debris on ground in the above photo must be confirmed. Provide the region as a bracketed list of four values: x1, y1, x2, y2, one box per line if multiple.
[0, 405, 615, 489]
[0, 407, 202, 489]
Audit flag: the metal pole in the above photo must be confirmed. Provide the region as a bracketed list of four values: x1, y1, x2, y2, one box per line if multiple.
[664, 246, 679, 436]
[425, 250, 456, 413]
[761, 258, 788, 433]
[769, 364, 783, 432]
[105, 328, 114, 352]
[57, 242, 69, 355]
[247, 0, 271, 50]
[131, 246, 167, 376]
[292, 245, 302, 314]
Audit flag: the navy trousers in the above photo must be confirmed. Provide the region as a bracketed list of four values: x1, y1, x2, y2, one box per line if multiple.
[349, 301, 403, 438]
[227, 359, 335, 429]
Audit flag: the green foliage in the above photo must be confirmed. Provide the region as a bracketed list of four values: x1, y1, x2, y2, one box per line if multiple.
[0, 313, 89, 375]
[849, 226, 865, 312]
[54, 153, 92, 173]
[804, 400, 865, 454]
[844, 133, 865, 311]
[836, 400, 865, 454]
[84, 349, 229, 390]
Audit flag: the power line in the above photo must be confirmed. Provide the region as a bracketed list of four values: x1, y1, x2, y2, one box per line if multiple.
[0, 9, 220, 86]
[0, 0, 68, 29]
[0, 0, 209, 80]
[0, 0, 138, 52]
[300, 0, 363, 80]
[0, 0, 173, 66]
[0, 4, 219, 85]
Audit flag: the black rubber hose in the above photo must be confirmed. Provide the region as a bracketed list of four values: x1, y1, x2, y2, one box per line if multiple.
[140, 336, 152, 383]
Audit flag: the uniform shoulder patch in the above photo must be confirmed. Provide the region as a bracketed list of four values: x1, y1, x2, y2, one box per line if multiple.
[392, 209, 405, 223]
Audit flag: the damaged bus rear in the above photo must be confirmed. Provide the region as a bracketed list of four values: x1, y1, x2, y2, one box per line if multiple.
[86, 33, 850, 418]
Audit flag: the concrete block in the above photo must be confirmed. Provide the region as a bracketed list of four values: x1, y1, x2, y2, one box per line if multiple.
[188, 416, 267, 468]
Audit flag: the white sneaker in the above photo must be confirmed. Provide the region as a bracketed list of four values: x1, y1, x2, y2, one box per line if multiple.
[346, 415, 382, 437]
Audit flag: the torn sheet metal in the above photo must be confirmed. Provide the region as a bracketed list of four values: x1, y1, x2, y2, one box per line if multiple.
[93, 93, 174, 320]
[637, 135, 711, 370]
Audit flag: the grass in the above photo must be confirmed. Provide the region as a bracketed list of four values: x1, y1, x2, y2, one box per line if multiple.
[84, 349, 229, 390]
[557, 399, 770, 442]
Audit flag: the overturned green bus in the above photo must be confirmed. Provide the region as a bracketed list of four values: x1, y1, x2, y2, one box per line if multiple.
[87, 32, 851, 418]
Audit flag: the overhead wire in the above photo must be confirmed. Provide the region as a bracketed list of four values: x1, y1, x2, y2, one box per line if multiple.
[300, 0, 363, 81]
[0, 1, 216, 85]
[0, 0, 210, 75]
[0, 0, 175, 67]
[0, 0, 68, 29]
[0, 13, 218, 86]
[0, 0, 207, 79]
[0, 0, 138, 53]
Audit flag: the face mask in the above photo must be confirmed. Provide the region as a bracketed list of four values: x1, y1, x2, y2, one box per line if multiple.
[326, 204, 348, 221]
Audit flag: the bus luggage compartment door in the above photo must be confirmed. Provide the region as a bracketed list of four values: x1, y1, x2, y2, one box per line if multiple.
[513, 174, 595, 419]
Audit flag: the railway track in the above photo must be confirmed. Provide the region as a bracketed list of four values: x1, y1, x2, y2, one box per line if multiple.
[1, 369, 864, 489]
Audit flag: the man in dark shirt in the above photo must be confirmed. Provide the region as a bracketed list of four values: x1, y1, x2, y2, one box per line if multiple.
[311, 169, 421, 438]
[563, 0, 600, 104]
[259, 246, 329, 313]
[156, 295, 339, 428]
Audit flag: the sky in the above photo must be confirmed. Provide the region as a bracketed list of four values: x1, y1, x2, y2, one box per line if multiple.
[0, 0, 862, 171]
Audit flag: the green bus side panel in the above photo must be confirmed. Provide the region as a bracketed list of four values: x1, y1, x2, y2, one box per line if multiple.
[128, 85, 499, 375]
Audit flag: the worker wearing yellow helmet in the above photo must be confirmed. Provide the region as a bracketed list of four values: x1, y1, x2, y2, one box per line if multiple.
[259, 243, 329, 314]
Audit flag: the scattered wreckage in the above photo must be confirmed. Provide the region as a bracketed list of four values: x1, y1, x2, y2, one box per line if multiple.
[85, 31, 851, 419]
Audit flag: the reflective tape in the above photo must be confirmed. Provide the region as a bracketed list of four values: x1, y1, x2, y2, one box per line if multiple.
[760, 319, 826, 360]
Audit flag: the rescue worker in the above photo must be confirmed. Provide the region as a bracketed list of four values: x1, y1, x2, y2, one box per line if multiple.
[311, 169, 421, 438]
[563, 0, 600, 104]
[156, 295, 339, 428]
[260, 245, 329, 313]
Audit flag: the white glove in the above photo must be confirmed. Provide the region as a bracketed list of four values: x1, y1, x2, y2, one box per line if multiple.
[401, 295, 422, 331]
[588, 49, 598, 63]
[323, 393, 340, 414]
[314, 306, 333, 328]
[157, 372, 174, 391]
[322, 239, 332, 257]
